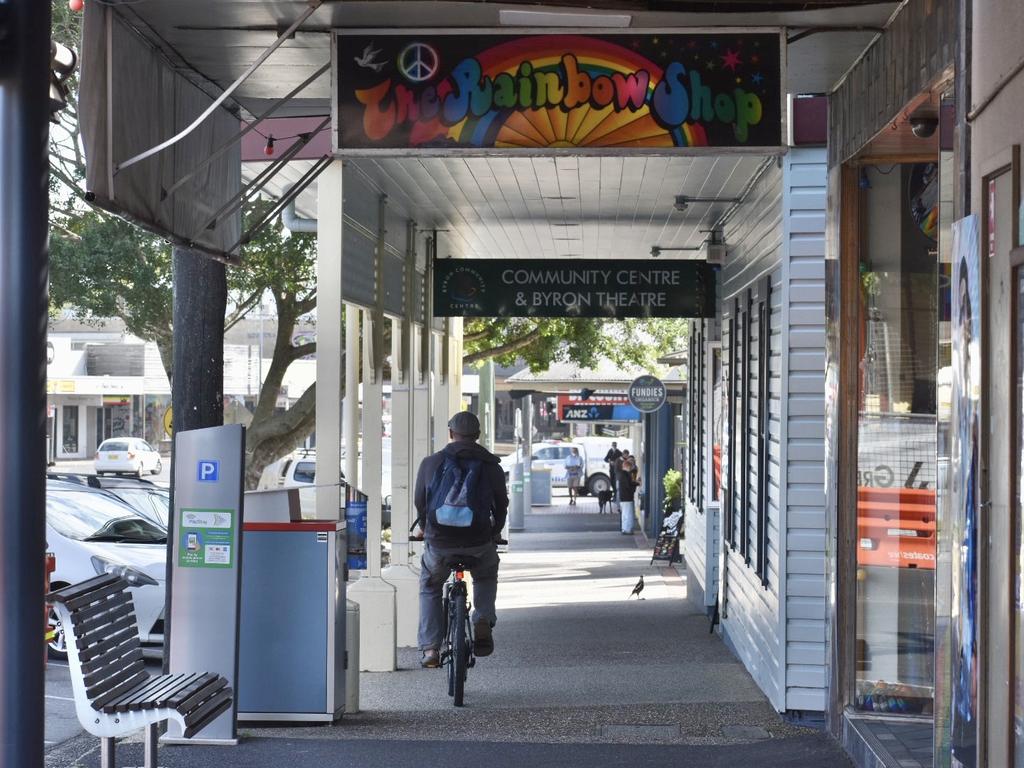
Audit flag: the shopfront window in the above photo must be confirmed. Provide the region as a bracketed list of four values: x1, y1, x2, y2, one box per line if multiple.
[62, 405, 79, 454]
[854, 162, 938, 715]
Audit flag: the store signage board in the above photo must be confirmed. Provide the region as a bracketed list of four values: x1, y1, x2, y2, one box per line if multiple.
[433, 258, 716, 319]
[628, 375, 667, 413]
[333, 30, 784, 154]
[557, 394, 641, 422]
[165, 424, 245, 744]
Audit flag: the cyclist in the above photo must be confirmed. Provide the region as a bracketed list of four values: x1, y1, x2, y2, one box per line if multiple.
[412, 411, 508, 669]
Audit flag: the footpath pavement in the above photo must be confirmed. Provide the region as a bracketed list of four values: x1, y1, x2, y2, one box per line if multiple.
[46, 496, 851, 768]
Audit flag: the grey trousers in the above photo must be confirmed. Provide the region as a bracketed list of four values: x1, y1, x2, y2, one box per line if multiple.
[418, 541, 500, 651]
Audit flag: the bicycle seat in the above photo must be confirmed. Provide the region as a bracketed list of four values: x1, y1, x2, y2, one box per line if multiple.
[441, 554, 480, 571]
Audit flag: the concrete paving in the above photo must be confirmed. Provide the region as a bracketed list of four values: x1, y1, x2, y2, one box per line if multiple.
[46, 501, 852, 767]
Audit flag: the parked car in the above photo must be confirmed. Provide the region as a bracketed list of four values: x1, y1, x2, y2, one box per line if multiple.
[45, 473, 169, 528]
[94, 437, 163, 477]
[45, 479, 167, 659]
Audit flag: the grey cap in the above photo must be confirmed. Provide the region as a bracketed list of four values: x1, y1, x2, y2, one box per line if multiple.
[448, 411, 481, 437]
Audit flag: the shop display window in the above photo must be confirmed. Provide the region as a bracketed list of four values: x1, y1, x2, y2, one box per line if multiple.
[854, 162, 939, 715]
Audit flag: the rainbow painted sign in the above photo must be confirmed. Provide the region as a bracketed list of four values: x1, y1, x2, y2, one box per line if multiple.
[334, 32, 782, 151]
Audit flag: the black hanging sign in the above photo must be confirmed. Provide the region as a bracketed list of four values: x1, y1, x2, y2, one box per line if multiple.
[433, 258, 716, 319]
[333, 31, 783, 152]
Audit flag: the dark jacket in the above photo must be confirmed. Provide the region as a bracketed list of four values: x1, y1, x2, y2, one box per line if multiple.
[414, 439, 508, 548]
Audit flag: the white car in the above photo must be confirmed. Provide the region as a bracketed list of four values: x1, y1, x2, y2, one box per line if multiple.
[46, 480, 167, 659]
[95, 437, 163, 477]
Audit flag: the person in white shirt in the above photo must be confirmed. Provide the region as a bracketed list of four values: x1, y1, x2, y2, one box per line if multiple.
[564, 447, 584, 506]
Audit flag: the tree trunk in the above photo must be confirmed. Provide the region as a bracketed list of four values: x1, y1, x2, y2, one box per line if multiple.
[171, 246, 226, 433]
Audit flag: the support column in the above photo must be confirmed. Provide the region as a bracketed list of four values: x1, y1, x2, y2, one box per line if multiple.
[411, 324, 431, 464]
[447, 317, 463, 416]
[480, 359, 496, 453]
[410, 324, 431, 562]
[432, 332, 450, 447]
[315, 160, 344, 521]
[0, 4, 49, 765]
[382, 315, 420, 647]
[348, 309, 396, 671]
[344, 305, 360, 490]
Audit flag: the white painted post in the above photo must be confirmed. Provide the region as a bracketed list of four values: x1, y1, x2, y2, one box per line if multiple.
[447, 317, 464, 416]
[344, 306, 360, 491]
[383, 315, 420, 647]
[432, 332, 449, 447]
[315, 161, 343, 522]
[348, 308, 397, 671]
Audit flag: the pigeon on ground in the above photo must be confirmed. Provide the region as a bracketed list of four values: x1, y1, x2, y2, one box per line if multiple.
[629, 574, 645, 599]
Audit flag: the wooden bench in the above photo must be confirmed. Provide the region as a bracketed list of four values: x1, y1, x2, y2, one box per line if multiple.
[48, 573, 232, 768]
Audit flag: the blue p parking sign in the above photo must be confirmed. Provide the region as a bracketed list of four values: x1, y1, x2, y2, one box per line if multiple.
[197, 460, 220, 483]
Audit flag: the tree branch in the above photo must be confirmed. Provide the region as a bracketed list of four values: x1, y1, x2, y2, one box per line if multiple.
[463, 325, 543, 365]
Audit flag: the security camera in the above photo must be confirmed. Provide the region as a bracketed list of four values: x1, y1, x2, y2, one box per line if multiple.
[650, 246, 662, 258]
[910, 116, 938, 139]
[673, 195, 689, 213]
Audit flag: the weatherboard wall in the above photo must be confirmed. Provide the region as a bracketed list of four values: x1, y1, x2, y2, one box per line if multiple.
[679, 148, 828, 714]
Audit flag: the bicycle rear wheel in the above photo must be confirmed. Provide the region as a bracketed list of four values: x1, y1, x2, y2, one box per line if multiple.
[452, 596, 468, 707]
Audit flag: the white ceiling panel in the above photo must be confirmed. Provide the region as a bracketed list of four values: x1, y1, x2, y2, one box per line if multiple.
[246, 153, 768, 262]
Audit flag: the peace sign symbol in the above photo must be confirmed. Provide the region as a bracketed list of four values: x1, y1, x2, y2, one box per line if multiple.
[398, 42, 439, 83]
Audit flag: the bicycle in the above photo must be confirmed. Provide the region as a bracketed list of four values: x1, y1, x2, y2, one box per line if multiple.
[440, 556, 476, 707]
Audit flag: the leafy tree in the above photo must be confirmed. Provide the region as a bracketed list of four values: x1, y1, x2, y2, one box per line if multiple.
[463, 316, 687, 372]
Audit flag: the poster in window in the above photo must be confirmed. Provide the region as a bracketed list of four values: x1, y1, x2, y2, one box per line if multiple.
[950, 214, 980, 768]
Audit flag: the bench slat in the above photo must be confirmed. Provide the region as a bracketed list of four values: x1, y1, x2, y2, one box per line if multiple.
[81, 637, 138, 676]
[65, 579, 130, 612]
[177, 677, 228, 715]
[72, 602, 135, 639]
[83, 648, 145, 688]
[72, 592, 132, 624]
[183, 687, 232, 728]
[107, 671, 196, 716]
[90, 671, 150, 711]
[182, 695, 233, 739]
[163, 673, 218, 708]
[78, 627, 141, 664]
[47, 574, 121, 605]
[151, 673, 208, 708]
[85, 660, 148, 700]
[76, 614, 137, 652]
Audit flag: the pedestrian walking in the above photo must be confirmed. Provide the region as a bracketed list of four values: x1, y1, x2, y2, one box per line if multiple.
[564, 446, 584, 505]
[604, 441, 623, 496]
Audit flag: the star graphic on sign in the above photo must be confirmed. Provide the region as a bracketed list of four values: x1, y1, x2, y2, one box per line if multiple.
[710, 41, 719, 49]
[721, 49, 742, 71]
[705, 59, 716, 70]
[751, 54, 760, 64]
[752, 72, 764, 85]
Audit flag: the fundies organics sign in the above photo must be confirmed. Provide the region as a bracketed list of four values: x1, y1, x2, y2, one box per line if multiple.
[334, 32, 783, 151]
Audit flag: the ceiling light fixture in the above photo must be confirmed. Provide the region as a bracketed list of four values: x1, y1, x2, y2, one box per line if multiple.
[674, 194, 742, 212]
[499, 9, 632, 27]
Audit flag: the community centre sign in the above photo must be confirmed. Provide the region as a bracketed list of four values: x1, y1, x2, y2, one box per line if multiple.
[334, 31, 783, 151]
[433, 258, 715, 318]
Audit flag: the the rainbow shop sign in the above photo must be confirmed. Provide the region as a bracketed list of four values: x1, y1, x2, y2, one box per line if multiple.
[333, 31, 783, 151]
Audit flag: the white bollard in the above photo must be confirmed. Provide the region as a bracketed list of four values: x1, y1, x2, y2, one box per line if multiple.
[348, 575, 397, 671]
[381, 562, 421, 648]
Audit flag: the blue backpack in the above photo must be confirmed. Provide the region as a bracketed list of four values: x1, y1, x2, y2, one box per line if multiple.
[427, 455, 483, 529]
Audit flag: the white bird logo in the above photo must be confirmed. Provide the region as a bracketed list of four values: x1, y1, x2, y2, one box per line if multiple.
[354, 43, 385, 72]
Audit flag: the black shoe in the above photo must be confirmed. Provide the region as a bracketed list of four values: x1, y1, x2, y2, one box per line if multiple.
[473, 621, 494, 657]
[420, 648, 440, 668]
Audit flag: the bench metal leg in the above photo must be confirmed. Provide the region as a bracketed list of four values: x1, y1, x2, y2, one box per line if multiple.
[144, 723, 159, 768]
[100, 737, 115, 768]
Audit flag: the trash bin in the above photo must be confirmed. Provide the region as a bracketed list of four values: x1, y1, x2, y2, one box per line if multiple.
[531, 467, 552, 506]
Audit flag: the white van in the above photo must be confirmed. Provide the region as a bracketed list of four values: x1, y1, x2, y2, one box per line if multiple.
[501, 438, 631, 496]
